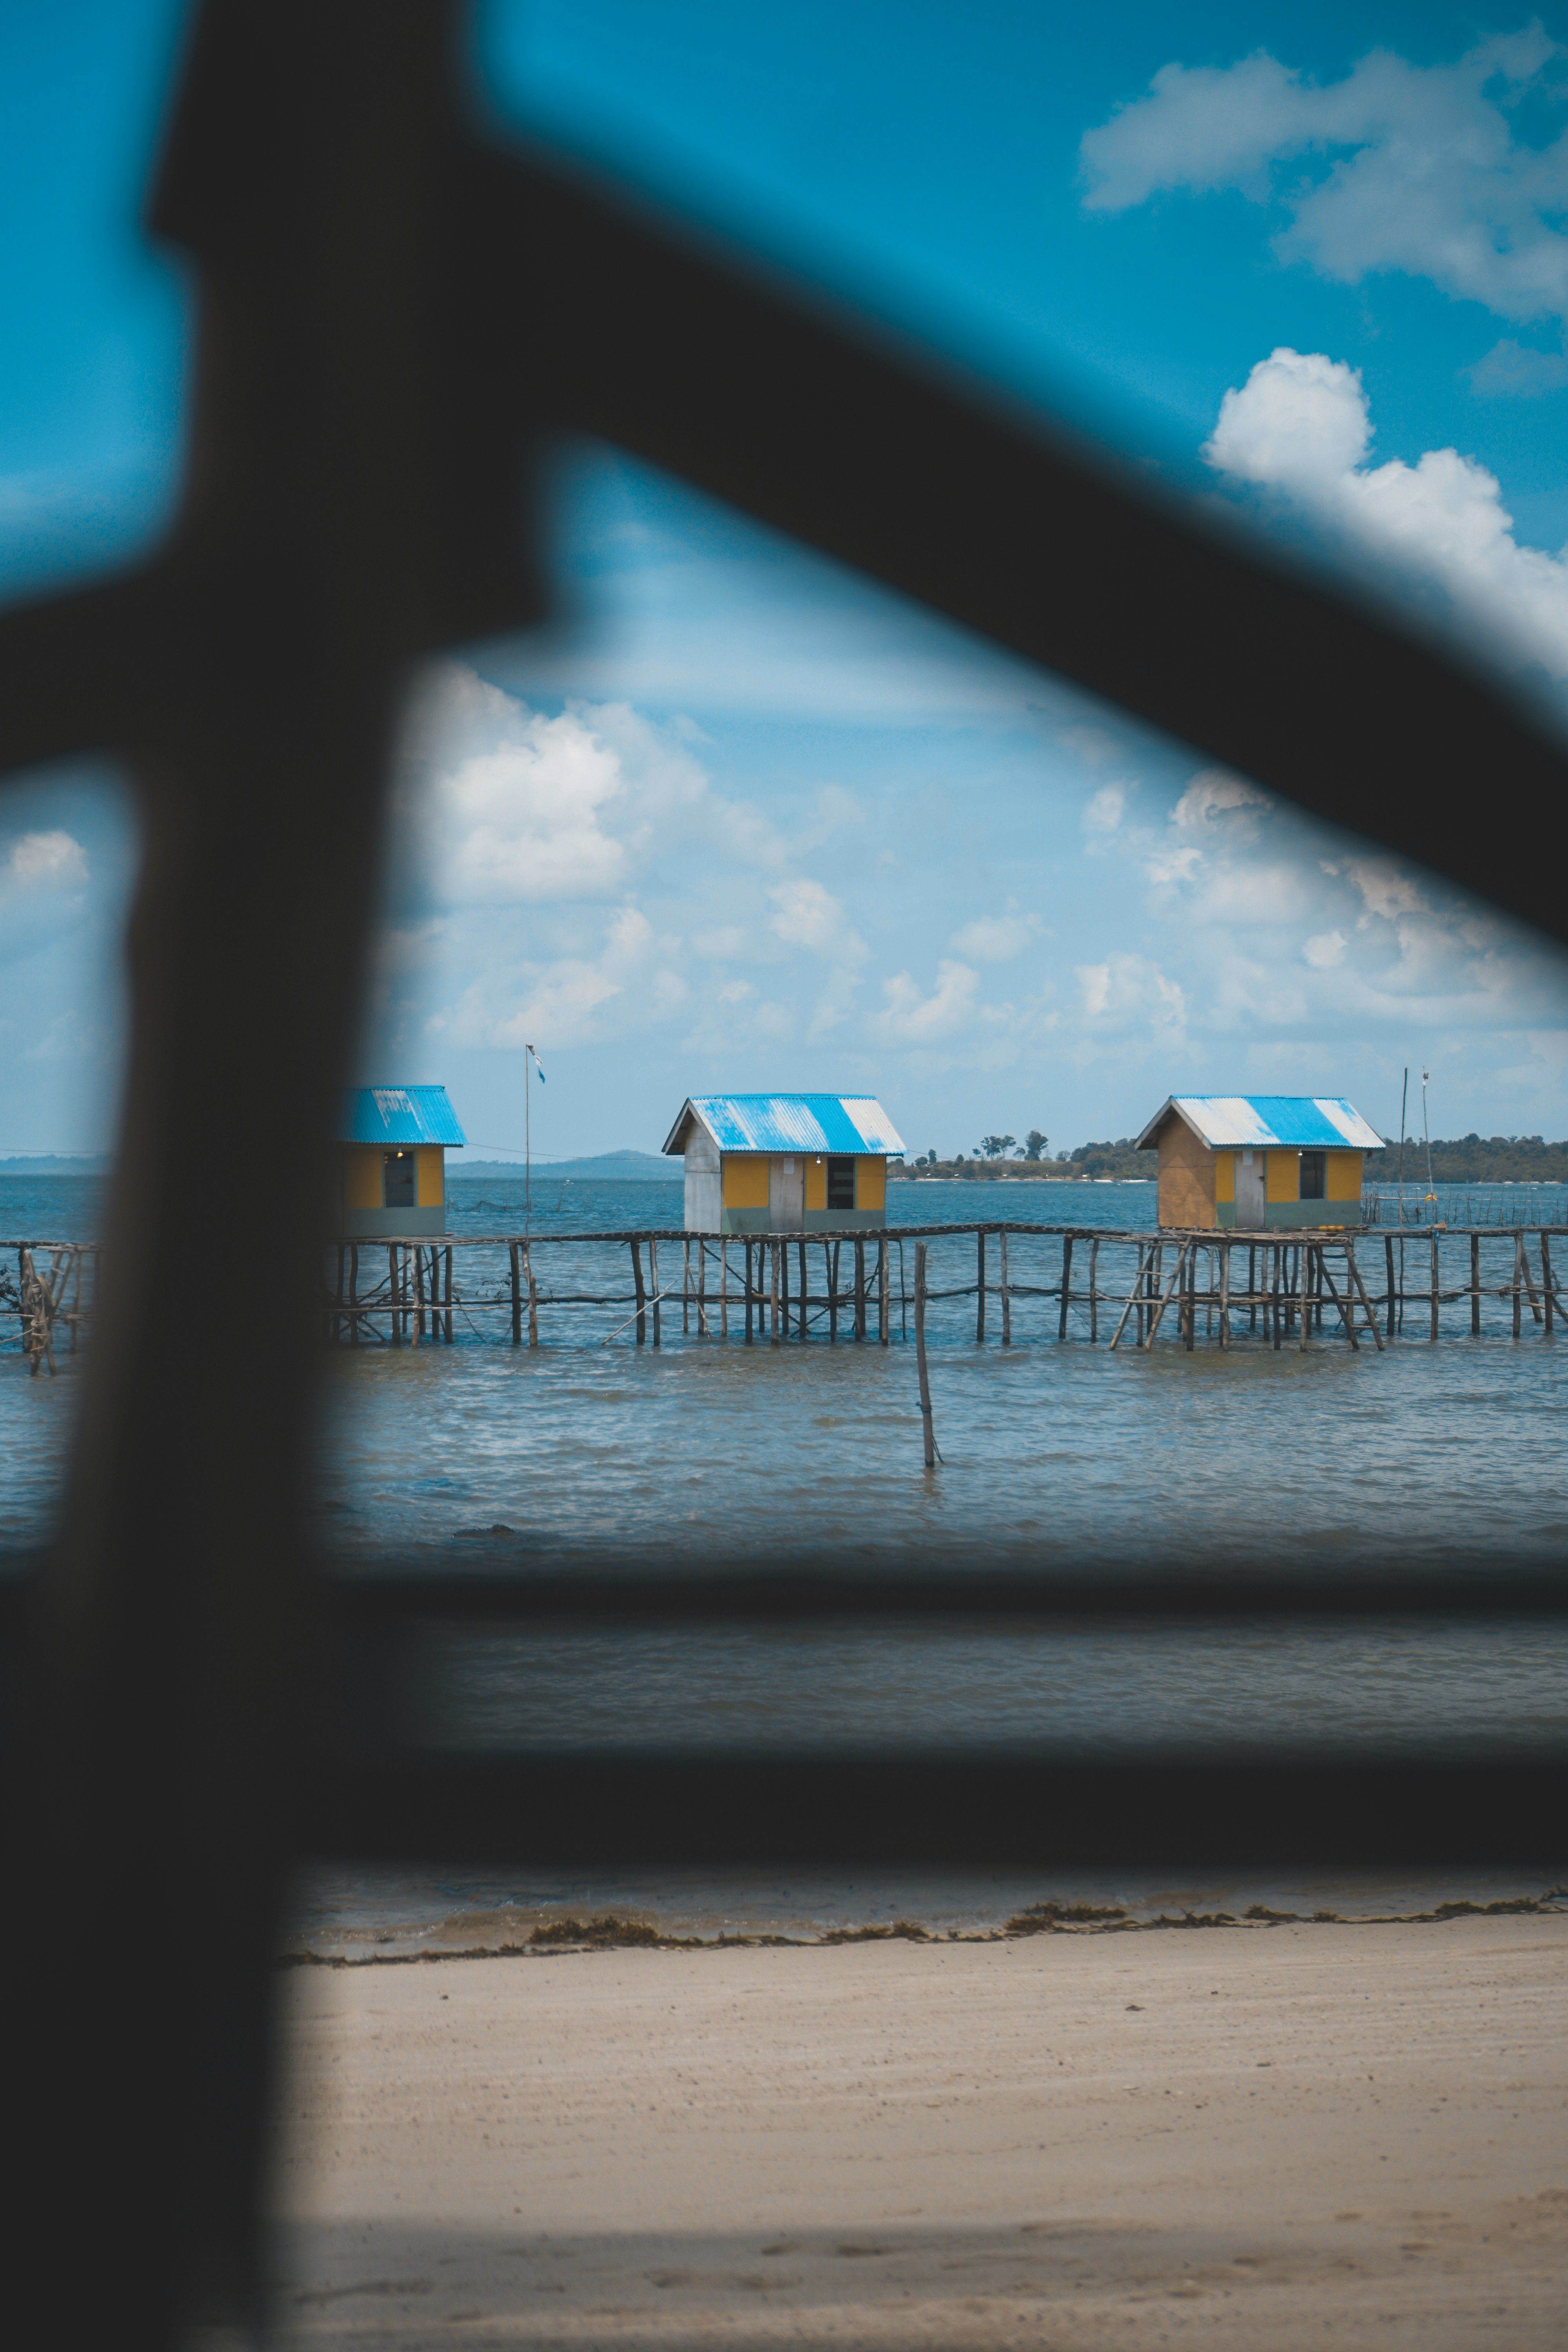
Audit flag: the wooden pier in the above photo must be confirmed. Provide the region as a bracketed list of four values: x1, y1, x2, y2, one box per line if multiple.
[10, 1225, 1566, 1365]
[307, 1223, 1567, 1352]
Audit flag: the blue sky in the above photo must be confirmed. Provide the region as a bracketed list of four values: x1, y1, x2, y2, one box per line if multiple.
[5, 4, 1568, 1156]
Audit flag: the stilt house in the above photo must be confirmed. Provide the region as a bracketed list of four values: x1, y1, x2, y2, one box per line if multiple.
[663, 1093, 905, 1233]
[330, 1084, 466, 1237]
[1136, 1095, 1381, 1230]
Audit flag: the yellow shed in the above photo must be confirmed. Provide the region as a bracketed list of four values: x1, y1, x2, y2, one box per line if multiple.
[330, 1084, 465, 1238]
[1135, 1095, 1381, 1230]
[662, 1093, 906, 1233]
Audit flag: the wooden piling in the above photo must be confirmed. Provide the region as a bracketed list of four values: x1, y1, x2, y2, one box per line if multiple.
[976, 1231, 986, 1343]
[1185, 1241, 1197, 1351]
[720, 1240, 728, 1339]
[1520, 1236, 1543, 1326]
[414, 1245, 426, 1345]
[1089, 1236, 1100, 1343]
[1429, 1230, 1439, 1341]
[523, 1241, 538, 1347]
[1248, 1243, 1256, 1335]
[1471, 1232, 1481, 1336]
[744, 1240, 753, 1343]
[650, 1237, 662, 1348]
[682, 1237, 691, 1336]
[508, 1241, 521, 1340]
[443, 1244, 453, 1344]
[1058, 1235, 1073, 1343]
[878, 1239, 889, 1346]
[1513, 1233, 1524, 1340]
[632, 1238, 646, 1346]
[770, 1239, 780, 1348]
[854, 1238, 866, 1341]
[914, 1240, 938, 1469]
[829, 1240, 840, 1341]
[999, 1231, 1011, 1345]
[1385, 1233, 1397, 1340]
[349, 1243, 359, 1346]
[1218, 1239, 1230, 1348]
[698, 1238, 709, 1337]
[1543, 1233, 1555, 1336]
[780, 1234, 790, 1338]
[799, 1237, 809, 1341]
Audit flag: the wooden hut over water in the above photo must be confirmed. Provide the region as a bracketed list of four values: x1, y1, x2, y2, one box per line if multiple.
[663, 1093, 905, 1233]
[330, 1084, 466, 1238]
[1136, 1095, 1381, 1230]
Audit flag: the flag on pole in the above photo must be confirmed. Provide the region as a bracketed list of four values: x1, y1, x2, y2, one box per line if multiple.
[527, 1044, 546, 1083]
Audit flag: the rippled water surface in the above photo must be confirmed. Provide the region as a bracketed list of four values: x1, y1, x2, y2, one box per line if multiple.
[7, 1173, 1567, 1936]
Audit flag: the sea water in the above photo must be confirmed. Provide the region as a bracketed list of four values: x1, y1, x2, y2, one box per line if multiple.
[5, 1172, 1566, 1944]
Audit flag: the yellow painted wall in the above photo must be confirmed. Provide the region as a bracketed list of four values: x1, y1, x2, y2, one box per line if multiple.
[1327, 1150, 1362, 1201]
[416, 1146, 444, 1206]
[857, 1156, 887, 1214]
[341, 1146, 383, 1212]
[722, 1154, 770, 1208]
[804, 1157, 826, 1211]
[1266, 1151, 1299, 1202]
[1214, 1151, 1234, 1204]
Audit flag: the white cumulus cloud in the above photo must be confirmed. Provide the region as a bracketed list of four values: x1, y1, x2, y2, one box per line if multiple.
[9, 830, 88, 887]
[1081, 27, 1568, 323]
[948, 907, 1040, 961]
[1205, 347, 1568, 678]
[875, 959, 980, 1042]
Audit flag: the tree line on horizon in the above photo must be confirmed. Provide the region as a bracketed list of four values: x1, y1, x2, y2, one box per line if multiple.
[900, 1133, 1568, 1183]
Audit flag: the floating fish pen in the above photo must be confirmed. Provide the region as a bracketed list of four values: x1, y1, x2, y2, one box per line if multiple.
[312, 1223, 1568, 1353]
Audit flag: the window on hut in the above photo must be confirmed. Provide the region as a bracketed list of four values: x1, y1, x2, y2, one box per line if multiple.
[1298, 1151, 1326, 1201]
[827, 1156, 856, 1210]
[383, 1150, 417, 1209]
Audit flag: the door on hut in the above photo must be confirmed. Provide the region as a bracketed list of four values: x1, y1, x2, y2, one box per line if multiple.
[1235, 1149, 1265, 1229]
[769, 1154, 804, 1232]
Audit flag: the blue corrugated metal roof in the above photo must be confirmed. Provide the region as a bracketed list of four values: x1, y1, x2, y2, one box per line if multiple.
[338, 1086, 466, 1147]
[664, 1094, 906, 1156]
[1136, 1095, 1383, 1151]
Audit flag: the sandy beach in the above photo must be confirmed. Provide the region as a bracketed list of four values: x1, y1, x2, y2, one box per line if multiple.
[273, 1914, 1568, 2347]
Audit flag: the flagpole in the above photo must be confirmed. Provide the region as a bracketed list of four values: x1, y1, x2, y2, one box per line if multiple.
[525, 1043, 532, 1239]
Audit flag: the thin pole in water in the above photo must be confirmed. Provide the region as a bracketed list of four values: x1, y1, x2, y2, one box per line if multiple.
[915, 1240, 939, 1468]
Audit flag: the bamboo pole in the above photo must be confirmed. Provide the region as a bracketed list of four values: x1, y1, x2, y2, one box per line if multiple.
[1513, 1233, 1524, 1340]
[1058, 1235, 1073, 1342]
[632, 1238, 646, 1346]
[878, 1238, 889, 1346]
[1141, 1242, 1187, 1349]
[1248, 1243, 1256, 1335]
[682, 1236, 691, 1335]
[1316, 1249, 1357, 1350]
[1519, 1234, 1544, 1326]
[1186, 1241, 1197, 1351]
[444, 1244, 453, 1344]
[799, 1236, 809, 1341]
[829, 1239, 840, 1341]
[1218, 1238, 1230, 1348]
[744, 1240, 754, 1343]
[780, 1232, 790, 1338]
[854, 1237, 866, 1341]
[976, 1230, 986, 1343]
[1429, 1230, 1439, 1341]
[1298, 1247, 1309, 1352]
[914, 1240, 938, 1469]
[509, 1243, 521, 1344]
[770, 1238, 780, 1348]
[1089, 1235, 1100, 1343]
[650, 1237, 662, 1348]
[720, 1239, 729, 1339]
[698, 1238, 709, 1337]
[999, 1231, 1011, 1345]
[1471, 1231, 1481, 1336]
[524, 1241, 538, 1347]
